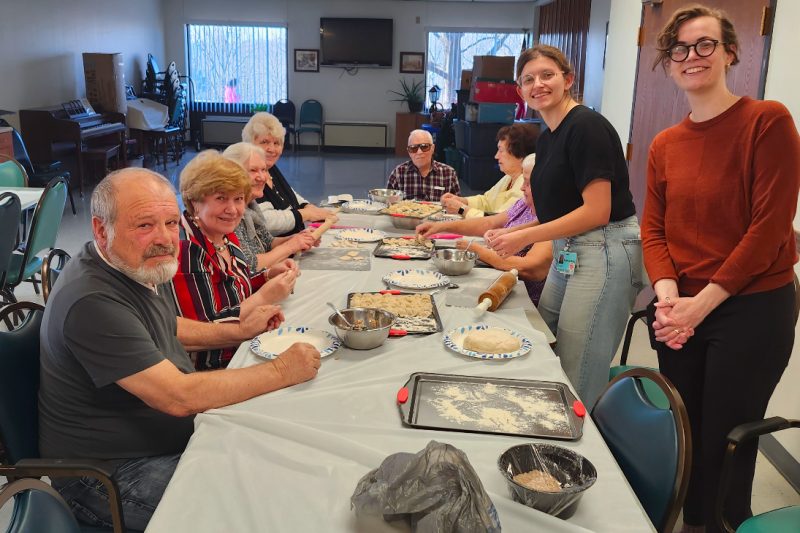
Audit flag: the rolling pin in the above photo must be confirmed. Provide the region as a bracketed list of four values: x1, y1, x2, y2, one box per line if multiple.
[477, 269, 518, 312]
[310, 214, 339, 240]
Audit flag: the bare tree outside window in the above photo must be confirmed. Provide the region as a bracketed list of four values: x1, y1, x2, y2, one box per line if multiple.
[187, 24, 287, 105]
[426, 31, 524, 108]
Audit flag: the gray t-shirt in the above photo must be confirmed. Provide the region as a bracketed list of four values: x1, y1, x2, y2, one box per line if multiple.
[39, 242, 195, 460]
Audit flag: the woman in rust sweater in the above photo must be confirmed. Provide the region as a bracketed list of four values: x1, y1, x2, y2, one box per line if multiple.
[642, 6, 800, 532]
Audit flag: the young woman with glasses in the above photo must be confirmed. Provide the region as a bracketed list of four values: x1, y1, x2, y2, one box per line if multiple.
[486, 44, 642, 409]
[642, 6, 800, 532]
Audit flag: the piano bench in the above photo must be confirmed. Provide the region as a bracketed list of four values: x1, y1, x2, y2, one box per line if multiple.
[82, 144, 121, 184]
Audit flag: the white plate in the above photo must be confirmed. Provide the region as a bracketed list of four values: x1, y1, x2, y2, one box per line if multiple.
[341, 199, 387, 214]
[443, 324, 532, 360]
[382, 269, 451, 289]
[335, 228, 386, 242]
[250, 326, 341, 359]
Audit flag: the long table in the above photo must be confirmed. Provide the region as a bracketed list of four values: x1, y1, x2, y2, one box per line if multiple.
[147, 211, 653, 532]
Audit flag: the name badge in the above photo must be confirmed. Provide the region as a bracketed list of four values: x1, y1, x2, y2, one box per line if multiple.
[556, 250, 577, 276]
[433, 186, 444, 191]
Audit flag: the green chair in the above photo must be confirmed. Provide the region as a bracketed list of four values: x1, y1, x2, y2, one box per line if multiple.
[0, 302, 129, 532]
[0, 176, 67, 303]
[608, 309, 670, 410]
[295, 99, 323, 151]
[592, 368, 692, 533]
[0, 478, 82, 533]
[717, 416, 800, 533]
[0, 193, 22, 316]
[41, 248, 71, 304]
[0, 155, 29, 187]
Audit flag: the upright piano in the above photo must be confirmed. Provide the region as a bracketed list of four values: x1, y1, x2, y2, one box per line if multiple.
[19, 101, 126, 192]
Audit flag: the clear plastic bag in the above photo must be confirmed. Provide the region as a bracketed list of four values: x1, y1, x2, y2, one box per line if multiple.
[351, 440, 501, 532]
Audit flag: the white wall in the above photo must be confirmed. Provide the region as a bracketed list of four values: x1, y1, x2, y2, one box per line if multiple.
[581, 0, 611, 110]
[163, 0, 536, 147]
[763, 0, 800, 459]
[600, 0, 800, 459]
[0, 0, 165, 129]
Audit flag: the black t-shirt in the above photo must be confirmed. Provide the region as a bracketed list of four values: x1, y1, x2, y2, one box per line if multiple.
[255, 165, 308, 236]
[531, 105, 636, 224]
[39, 242, 195, 460]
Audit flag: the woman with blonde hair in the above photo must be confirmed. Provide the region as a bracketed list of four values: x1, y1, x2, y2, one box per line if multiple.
[242, 112, 332, 236]
[643, 5, 800, 531]
[222, 142, 318, 275]
[169, 150, 297, 370]
[485, 44, 642, 409]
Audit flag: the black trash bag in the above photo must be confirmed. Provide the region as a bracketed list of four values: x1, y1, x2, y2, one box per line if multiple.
[351, 440, 501, 532]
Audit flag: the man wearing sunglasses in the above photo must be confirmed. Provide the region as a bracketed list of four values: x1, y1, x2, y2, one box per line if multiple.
[387, 129, 460, 201]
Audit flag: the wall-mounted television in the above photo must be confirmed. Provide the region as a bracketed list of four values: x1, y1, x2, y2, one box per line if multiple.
[320, 18, 393, 68]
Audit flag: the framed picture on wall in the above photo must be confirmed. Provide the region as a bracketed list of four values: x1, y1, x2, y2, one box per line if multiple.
[294, 49, 319, 72]
[399, 52, 424, 74]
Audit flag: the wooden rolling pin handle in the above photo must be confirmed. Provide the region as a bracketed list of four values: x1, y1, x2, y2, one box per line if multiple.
[477, 270, 519, 312]
[475, 298, 492, 314]
[310, 213, 339, 240]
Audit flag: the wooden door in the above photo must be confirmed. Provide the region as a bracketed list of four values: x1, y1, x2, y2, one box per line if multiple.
[627, 0, 774, 215]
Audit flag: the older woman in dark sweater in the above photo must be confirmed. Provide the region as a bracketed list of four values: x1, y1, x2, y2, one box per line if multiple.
[241, 112, 332, 236]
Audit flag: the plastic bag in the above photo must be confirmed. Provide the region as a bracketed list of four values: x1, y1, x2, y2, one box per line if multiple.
[351, 440, 501, 532]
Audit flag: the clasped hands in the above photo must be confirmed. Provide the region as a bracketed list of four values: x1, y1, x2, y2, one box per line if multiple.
[652, 296, 709, 350]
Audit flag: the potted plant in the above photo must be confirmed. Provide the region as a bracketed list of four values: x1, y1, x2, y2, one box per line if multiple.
[389, 79, 425, 113]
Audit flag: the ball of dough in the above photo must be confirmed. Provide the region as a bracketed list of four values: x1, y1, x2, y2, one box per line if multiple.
[463, 328, 521, 354]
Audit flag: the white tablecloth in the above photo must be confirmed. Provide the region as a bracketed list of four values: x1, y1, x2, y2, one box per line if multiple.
[147, 213, 653, 533]
[0, 186, 43, 211]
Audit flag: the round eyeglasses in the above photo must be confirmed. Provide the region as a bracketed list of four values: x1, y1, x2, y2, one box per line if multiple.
[668, 39, 725, 62]
[516, 70, 562, 88]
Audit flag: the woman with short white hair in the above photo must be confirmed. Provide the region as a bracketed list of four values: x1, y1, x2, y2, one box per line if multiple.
[242, 112, 332, 236]
[223, 142, 318, 275]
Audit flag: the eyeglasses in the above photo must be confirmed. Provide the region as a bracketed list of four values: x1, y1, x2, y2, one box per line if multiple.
[668, 39, 725, 62]
[516, 70, 562, 88]
[407, 143, 432, 153]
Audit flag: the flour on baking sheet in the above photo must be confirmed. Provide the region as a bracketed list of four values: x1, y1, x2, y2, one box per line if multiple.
[425, 382, 571, 435]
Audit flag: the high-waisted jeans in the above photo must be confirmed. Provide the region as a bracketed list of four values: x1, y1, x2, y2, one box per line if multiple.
[538, 215, 644, 408]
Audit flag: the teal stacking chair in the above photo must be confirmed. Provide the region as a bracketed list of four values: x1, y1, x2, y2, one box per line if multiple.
[41, 248, 71, 303]
[0, 176, 67, 302]
[295, 99, 323, 151]
[0, 155, 28, 187]
[0, 302, 129, 532]
[717, 417, 800, 533]
[608, 309, 670, 410]
[592, 368, 692, 533]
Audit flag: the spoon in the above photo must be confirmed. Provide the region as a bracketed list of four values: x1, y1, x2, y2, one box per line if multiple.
[464, 238, 475, 252]
[326, 302, 353, 328]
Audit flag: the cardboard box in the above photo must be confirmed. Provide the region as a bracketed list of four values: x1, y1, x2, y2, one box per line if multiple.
[83, 53, 127, 114]
[469, 78, 520, 103]
[465, 103, 516, 125]
[471, 56, 515, 81]
[460, 69, 473, 90]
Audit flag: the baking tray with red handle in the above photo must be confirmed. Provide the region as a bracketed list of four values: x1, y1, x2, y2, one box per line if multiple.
[347, 292, 442, 334]
[396, 372, 585, 440]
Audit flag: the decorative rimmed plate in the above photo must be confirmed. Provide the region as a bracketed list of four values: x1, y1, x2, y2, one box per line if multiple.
[382, 269, 451, 290]
[335, 227, 386, 242]
[250, 326, 341, 359]
[341, 199, 388, 214]
[443, 324, 532, 360]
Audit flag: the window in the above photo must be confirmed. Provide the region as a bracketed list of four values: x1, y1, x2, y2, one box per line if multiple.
[426, 31, 525, 108]
[187, 24, 287, 106]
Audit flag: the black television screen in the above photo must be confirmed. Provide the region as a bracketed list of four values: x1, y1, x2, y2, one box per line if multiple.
[320, 18, 393, 67]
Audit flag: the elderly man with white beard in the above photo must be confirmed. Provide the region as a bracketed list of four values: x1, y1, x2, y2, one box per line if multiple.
[38, 168, 320, 531]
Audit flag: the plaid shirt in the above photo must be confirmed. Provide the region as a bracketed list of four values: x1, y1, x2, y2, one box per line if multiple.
[387, 160, 460, 202]
[168, 214, 254, 370]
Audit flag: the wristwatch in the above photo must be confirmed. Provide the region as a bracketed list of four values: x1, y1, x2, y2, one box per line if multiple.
[457, 206, 466, 216]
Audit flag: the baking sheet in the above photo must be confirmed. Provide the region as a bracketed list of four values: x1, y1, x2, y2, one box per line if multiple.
[398, 372, 584, 440]
[373, 238, 434, 260]
[346, 292, 443, 334]
[298, 248, 371, 271]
